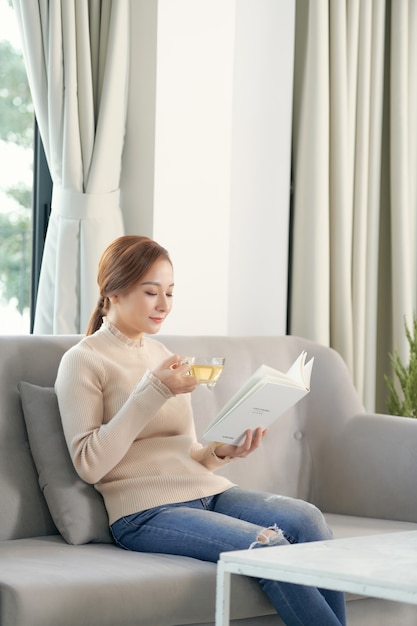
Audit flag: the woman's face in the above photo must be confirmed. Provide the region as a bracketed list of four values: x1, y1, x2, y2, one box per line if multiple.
[107, 258, 174, 339]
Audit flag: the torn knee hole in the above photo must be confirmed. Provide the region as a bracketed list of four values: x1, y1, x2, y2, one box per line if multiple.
[249, 524, 283, 549]
[257, 528, 278, 543]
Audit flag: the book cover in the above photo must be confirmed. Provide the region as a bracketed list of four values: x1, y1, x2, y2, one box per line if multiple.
[202, 351, 314, 445]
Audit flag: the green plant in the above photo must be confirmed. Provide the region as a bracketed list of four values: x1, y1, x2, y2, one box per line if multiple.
[385, 314, 417, 418]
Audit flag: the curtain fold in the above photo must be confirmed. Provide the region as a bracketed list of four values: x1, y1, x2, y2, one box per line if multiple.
[13, 0, 129, 333]
[291, 1, 330, 346]
[390, 1, 416, 351]
[291, 0, 417, 412]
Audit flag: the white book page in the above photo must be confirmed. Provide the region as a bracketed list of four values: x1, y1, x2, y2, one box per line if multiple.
[203, 382, 309, 445]
[204, 350, 313, 434]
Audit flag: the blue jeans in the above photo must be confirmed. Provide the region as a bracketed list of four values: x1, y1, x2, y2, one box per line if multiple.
[111, 486, 346, 626]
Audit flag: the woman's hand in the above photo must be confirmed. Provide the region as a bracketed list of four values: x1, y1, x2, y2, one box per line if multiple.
[215, 427, 267, 459]
[152, 354, 198, 395]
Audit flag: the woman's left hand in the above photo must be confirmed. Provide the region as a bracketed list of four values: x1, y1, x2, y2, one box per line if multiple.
[215, 427, 267, 459]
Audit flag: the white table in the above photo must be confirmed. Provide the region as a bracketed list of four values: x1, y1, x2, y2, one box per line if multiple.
[215, 530, 417, 625]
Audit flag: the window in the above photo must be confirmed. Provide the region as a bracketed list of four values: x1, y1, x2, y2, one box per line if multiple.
[0, 0, 33, 333]
[31, 122, 52, 331]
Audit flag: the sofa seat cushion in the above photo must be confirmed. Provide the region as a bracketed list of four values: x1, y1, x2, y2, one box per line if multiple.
[326, 513, 417, 540]
[2, 517, 417, 626]
[2, 515, 417, 626]
[0, 536, 273, 626]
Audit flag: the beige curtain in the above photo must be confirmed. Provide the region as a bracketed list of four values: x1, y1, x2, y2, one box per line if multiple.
[13, 0, 129, 333]
[291, 0, 417, 412]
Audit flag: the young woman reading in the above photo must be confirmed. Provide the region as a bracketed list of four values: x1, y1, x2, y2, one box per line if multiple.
[55, 235, 346, 626]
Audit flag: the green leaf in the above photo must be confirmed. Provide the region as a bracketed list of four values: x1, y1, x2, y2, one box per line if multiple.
[385, 314, 417, 418]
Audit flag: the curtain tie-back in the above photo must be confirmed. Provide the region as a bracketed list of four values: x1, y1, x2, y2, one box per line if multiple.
[52, 187, 121, 220]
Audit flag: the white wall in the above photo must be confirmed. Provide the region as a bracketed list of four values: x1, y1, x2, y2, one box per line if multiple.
[121, 0, 295, 337]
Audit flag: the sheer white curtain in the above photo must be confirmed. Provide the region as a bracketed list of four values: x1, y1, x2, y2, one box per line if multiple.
[390, 2, 417, 359]
[291, 0, 417, 412]
[13, 0, 129, 333]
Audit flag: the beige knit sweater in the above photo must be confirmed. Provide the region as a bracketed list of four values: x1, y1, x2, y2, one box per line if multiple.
[55, 319, 234, 525]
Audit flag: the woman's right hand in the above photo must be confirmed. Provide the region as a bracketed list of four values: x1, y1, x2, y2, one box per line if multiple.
[152, 354, 198, 395]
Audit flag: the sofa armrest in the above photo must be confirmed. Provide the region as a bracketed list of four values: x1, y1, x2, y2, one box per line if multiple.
[314, 412, 417, 523]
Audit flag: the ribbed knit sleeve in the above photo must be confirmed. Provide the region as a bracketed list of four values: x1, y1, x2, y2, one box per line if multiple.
[56, 344, 172, 484]
[190, 441, 232, 469]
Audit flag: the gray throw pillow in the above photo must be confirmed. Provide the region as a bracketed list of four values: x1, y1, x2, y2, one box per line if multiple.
[19, 381, 112, 545]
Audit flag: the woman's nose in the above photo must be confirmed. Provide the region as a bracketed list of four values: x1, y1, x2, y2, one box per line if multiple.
[156, 295, 168, 311]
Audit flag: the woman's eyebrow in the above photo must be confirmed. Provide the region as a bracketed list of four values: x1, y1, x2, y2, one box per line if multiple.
[140, 281, 175, 287]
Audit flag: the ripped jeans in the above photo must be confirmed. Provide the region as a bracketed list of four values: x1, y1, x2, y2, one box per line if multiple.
[111, 486, 346, 626]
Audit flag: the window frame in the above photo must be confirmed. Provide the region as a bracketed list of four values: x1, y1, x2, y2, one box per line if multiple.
[30, 120, 52, 332]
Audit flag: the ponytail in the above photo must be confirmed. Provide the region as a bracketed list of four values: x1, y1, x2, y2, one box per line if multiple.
[85, 296, 107, 336]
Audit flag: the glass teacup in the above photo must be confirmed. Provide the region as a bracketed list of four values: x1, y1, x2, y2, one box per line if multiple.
[186, 356, 225, 389]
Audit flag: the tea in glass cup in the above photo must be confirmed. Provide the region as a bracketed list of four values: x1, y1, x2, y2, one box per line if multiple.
[187, 357, 225, 389]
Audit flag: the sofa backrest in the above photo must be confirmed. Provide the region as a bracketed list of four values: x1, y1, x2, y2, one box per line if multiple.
[0, 333, 363, 541]
[159, 335, 364, 504]
[0, 335, 81, 541]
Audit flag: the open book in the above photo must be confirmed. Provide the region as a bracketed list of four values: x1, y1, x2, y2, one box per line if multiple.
[202, 351, 314, 446]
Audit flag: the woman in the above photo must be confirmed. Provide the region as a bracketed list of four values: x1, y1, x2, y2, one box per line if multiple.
[55, 235, 346, 626]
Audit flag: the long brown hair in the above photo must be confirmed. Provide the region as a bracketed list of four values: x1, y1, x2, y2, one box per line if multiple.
[86, 235, 171, 335]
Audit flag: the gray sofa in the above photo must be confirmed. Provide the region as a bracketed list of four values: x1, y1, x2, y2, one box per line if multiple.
[1, 333, 417, 626]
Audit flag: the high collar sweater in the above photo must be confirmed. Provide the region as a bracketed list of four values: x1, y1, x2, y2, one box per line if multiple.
[55, 319, 234, 525]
